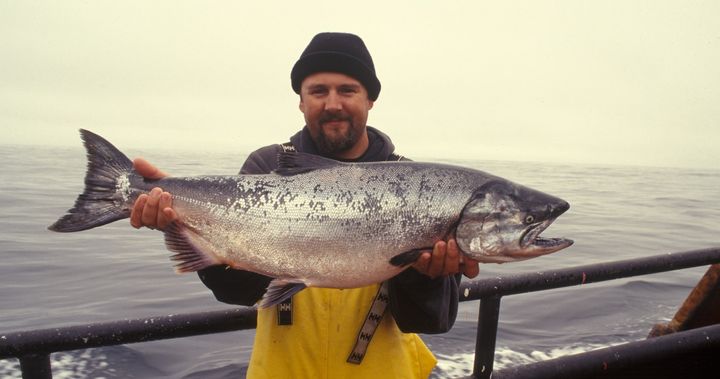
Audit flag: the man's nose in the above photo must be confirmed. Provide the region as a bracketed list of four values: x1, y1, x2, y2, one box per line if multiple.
[324, 91, 343, 111]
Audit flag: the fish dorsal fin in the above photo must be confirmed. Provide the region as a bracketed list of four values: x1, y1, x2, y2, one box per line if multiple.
[274, 151, 347, 176]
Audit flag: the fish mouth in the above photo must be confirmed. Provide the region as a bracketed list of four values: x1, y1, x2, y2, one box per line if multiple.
[520, 217, 574, 254]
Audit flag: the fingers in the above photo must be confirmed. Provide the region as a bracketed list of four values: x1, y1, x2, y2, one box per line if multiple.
[462, 257, 481, 279]
[426, 242, 447, 278]
[412, 251, 432, 275]
[141, 188, 163, 228]
[412, 239, 481, 279]
[411, 241, 451, 279]
[162, 207, 179, 224]
[129, 159, 173, 230]
[133, 157, 168, 179]
[130, 194, 148, 229]
[129, 187, 175, 230]
[443, 239, 460, 277]
[153, 191, 171, 229]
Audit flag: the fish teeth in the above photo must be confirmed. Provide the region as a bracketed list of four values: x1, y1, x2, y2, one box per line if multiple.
[521, 219, 553, 248]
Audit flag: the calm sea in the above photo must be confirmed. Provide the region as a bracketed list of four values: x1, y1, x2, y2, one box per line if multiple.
[1, 143, 718, 378]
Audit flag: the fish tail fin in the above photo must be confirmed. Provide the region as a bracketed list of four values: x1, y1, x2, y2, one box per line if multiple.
[48, 129, 136, 232]
[165, 221, 224, 273]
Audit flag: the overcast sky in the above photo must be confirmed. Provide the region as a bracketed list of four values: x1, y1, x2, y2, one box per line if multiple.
[2, 1, 718, 169]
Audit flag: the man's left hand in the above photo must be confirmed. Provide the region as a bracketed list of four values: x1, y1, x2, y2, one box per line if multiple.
[412, 239, 480, 279]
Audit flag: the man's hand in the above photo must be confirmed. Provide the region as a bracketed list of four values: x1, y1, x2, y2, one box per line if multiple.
[412, 239, 480, 279]
[129, 158, 178, 230]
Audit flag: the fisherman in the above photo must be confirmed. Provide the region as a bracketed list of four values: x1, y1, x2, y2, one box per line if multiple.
[130, 32, 480, 378]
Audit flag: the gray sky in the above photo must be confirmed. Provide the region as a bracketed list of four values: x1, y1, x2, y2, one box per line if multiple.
[2, 1, 718, 169]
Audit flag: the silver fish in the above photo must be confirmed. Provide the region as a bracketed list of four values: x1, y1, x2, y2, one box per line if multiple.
[50, 129, 573, 307]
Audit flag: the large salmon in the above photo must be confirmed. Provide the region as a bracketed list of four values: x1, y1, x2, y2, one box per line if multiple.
[50, 129, 573, 307]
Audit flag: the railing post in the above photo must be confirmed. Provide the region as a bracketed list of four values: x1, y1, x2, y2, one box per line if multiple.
[473, 295, 502, 379]
[19, 353, 52, 379]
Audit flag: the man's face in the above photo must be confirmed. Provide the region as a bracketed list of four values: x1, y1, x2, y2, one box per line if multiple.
[299, 72, 374, 159]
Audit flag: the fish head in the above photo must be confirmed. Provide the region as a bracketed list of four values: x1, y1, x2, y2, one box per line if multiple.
[455, 180, 573, 263]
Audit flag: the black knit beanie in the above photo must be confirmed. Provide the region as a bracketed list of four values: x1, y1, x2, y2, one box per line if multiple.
[291, 32, 381, 101]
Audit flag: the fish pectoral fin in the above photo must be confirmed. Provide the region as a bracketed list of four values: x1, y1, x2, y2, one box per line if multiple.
[259, 279, 307, 308]
[164, 221, 223, 273]
[389, 249, 429, 267]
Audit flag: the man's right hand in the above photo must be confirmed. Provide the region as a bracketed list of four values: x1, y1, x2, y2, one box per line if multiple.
[130, 158, 178, 230]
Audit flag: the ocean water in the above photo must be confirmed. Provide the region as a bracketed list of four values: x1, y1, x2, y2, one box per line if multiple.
[0, 143, 718, 378]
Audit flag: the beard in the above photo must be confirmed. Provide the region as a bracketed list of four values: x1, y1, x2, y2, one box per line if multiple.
[313, 112, 360, 156]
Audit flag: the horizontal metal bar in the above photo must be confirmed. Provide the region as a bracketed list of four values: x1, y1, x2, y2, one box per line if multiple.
[0, 307, 256, 359]
[2, 247, 718, 371]
[493, 323, 720, 379]
[460, 247, 720, 301]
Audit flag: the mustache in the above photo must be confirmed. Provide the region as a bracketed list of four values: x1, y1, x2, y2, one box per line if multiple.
[318, 112, 352, 125]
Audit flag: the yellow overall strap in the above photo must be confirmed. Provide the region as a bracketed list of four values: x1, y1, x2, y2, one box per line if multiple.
[347, 281, 390, 364]
[276, 142, 298, 326]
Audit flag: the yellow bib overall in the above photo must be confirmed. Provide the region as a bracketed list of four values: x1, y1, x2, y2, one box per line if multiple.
[247, 284, 437, 378]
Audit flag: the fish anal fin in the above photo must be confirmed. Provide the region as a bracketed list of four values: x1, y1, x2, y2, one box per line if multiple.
[164, 221, 223, 273]
[259, 279, 307, 308]
[390, 249, 429, 267]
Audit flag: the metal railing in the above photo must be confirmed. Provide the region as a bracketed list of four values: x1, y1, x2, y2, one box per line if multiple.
[459, 247, 720, 378]
[2, 247, 720, 378]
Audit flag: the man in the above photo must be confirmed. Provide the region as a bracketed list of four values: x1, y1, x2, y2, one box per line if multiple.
[131, 32, 479, 378]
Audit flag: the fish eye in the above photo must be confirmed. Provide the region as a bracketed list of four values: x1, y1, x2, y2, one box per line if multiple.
[524, 215, 535, 224]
